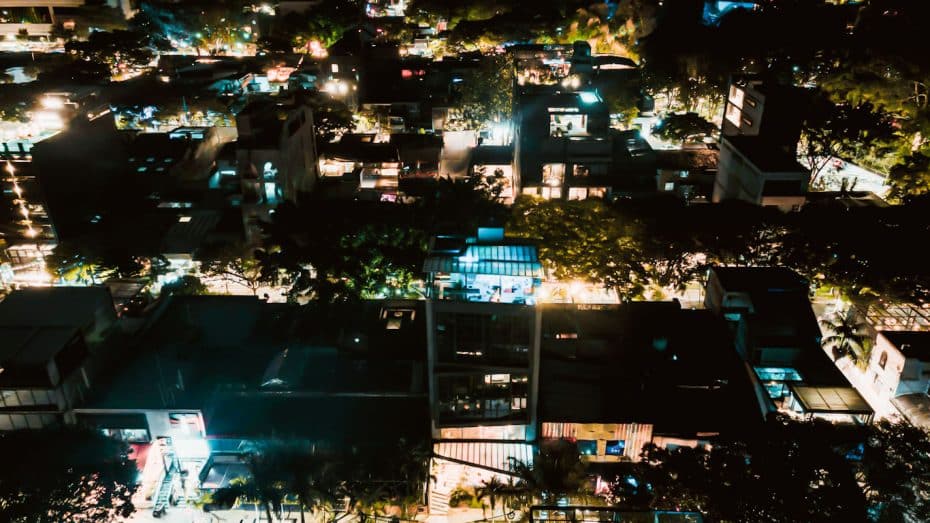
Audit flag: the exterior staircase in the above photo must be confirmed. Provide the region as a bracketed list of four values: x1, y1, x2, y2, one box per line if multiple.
[429, 489, 451, 516]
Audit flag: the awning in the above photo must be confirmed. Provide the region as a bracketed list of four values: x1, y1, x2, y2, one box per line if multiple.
[433, 441, 534, 474]
[788, 385, 873, 414]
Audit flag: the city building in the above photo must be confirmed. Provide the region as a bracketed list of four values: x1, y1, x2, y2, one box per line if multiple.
[655, 148, 719, 201]
[721, 78, 803, 147]
[74, 295, 428, 516]
[866, 331, 930, 428]
[424, 228, 543, 515]
[0, 287, 117, 430]
[705, 266, 873, 424]
[470, 145, 516, 204]
[713, 135, 810, 211]
[0, 161, 56, 287]
[715, 78, 809, 210]
[538, 302, 764, 463]
[514, 89, 611, 200]
[423, 227, 543, 304]
[235, 100, 318, 234]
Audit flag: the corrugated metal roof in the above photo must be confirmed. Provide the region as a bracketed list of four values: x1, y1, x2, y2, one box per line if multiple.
[423, 244, 542, 277]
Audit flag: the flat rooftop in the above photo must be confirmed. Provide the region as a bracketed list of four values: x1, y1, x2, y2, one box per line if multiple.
[538, 302, 764, 435]
[0, 287, 113, 329]
[723, 135, 807, 173]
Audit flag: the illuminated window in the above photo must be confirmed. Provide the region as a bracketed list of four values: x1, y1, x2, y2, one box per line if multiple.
[606, 440, 625, 456]
[741, 117, 753, 127]
[664, 182, 675, 191]
[178, 216, 192, 223]
[577, 440, 597, 456]
[568, 187, 587, 200]
[541, 186, 561, 200]
[728, 85, 744, 108]
[725, 104, 742, 127]
[573, 165, 589, 177]
[332, 64, 339, 73]
[542, 163, 565, 187]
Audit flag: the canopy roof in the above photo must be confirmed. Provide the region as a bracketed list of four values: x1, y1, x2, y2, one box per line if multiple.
[789, 385, 872, 414]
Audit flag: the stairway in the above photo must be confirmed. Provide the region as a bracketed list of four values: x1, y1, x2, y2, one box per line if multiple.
[429, 489, 450, 516]
[153, 441, 180, 516]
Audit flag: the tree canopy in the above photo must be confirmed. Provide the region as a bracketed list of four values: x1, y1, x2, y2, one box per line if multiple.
[0, 428, 137, 523]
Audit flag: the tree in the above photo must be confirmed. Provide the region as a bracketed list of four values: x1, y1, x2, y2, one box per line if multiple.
[860, 420, 930, 522]
[819, 311, 867, 363]
[0, 428, 137, 522]
[509, 439, 589, 504]
[612, 417, 868, 522]
[652, 112, 716, 145]
[456, 53, 514, 130]
[211, 449, 288, 522]
[161, 275, 208, 296]
[65, 29, 154, 78]
[476, 476, 513, 521]
[302, 91, 354, 143]
[887, 153, 930, 203]
[800, 94, 896, 188]
[508, 196, 646, 300]
[199, 243, 266, 296]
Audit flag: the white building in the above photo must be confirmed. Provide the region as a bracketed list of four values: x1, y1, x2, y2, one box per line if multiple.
[714, 135, 810, 211]
[866, 331, 930, 427]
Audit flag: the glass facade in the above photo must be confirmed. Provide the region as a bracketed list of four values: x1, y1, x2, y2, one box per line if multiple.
[435, 311, 532, 367]
[436, 373, 529, 424]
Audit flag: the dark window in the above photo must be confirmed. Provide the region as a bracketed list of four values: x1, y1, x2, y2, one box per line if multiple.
[605, 440, 625, 456]
[879, 351, 888, 370]
[577, 440, 597, 456]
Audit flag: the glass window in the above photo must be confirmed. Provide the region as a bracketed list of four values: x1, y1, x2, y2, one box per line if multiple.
[568, 187, 587, 200]
[663, 182, 675, 191]
[573, 165, 589, 178]
[879, 351, 888, 370]
[577, 440, 597, 456]
[606, 440, 625, 456]
[542, 164, 565, 187]
[2, 390, 19, 407]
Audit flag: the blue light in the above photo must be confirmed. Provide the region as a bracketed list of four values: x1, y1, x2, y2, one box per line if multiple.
[578, 91, 599, 104]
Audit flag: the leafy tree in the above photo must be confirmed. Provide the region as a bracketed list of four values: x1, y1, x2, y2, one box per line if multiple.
[302, 91, 355, 143]
[509, 439, 590, 504]
[198, 243, 266, 296]
[887, 153, 930, 203]
[0, 428, 137, 522]
[161, 275, 208, 296]
[456, 53, 514, 130]
[508, 196, 646, 301]
[860, 420, 930, 522]
[65, 30, 154, 78]
[819, 311, 867, 363]
[211, 450, 288, 522]
[652, 112, 716, 144]
[800, 95, 896, 187]
[612, 417, 868, 522]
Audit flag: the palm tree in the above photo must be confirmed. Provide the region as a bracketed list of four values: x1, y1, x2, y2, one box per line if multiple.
[509, 440, 589, 507]
[476, 476, 509, 521]
[820, 311, 868, 363]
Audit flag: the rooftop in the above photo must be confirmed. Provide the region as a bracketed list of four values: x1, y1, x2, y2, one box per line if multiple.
[0, 287, 113, 330]
[0, 326, 85, 388]
[711, 266, 809, 294]
[723, 135, 807, 173]
[538, 302, 763, 435]
[424, 230, 542, 278]
[788, 385, 873, 414]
